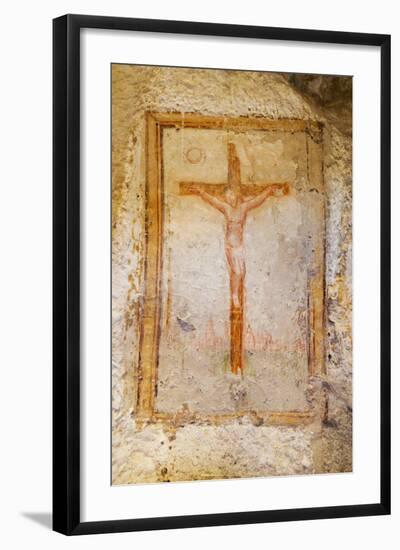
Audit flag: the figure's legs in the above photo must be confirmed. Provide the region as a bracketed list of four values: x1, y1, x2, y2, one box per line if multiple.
[225, 245, 245, 374]
[226, 245, 246, 307]
[230, 272, 243, 308]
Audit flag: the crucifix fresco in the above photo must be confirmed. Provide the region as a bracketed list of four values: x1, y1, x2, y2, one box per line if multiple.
[180, 143, 289, 374]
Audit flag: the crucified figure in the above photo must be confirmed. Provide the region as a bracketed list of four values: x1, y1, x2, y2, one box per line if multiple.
[180, 143, 290, 374]
[185, 181, 289, 307]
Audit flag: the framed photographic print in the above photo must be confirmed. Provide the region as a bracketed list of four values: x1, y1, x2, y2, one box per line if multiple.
[53, 14, 390, 535]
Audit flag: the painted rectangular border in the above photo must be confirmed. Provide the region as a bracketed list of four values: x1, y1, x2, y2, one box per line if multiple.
[136, 111, 325, 426]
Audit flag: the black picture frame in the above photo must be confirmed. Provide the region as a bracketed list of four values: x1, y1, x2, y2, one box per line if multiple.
[53, 14, 391, 535]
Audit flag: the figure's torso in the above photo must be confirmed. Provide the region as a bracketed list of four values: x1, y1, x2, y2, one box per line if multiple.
[224, 203, 246, 248]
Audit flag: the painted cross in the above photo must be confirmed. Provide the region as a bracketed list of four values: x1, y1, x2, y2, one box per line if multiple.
[180, 143, 289, 375]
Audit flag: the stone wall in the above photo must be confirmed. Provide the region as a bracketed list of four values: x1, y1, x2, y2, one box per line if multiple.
[111, 65, 352, 484]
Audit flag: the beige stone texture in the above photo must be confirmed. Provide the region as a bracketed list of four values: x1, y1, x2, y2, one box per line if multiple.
[112, 65, 352, 484]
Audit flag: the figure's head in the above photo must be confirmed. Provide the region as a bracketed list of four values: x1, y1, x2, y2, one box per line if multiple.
[225, 187, 238, 206]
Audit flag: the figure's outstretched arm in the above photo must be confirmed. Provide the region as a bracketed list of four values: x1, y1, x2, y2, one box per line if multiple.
[198, 190, 227, 214]
[243, 183, 289, 212]
[180, 183, 226, 214]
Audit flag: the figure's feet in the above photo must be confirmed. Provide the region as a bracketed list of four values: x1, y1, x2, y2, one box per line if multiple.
[232, 293, 240, 308]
